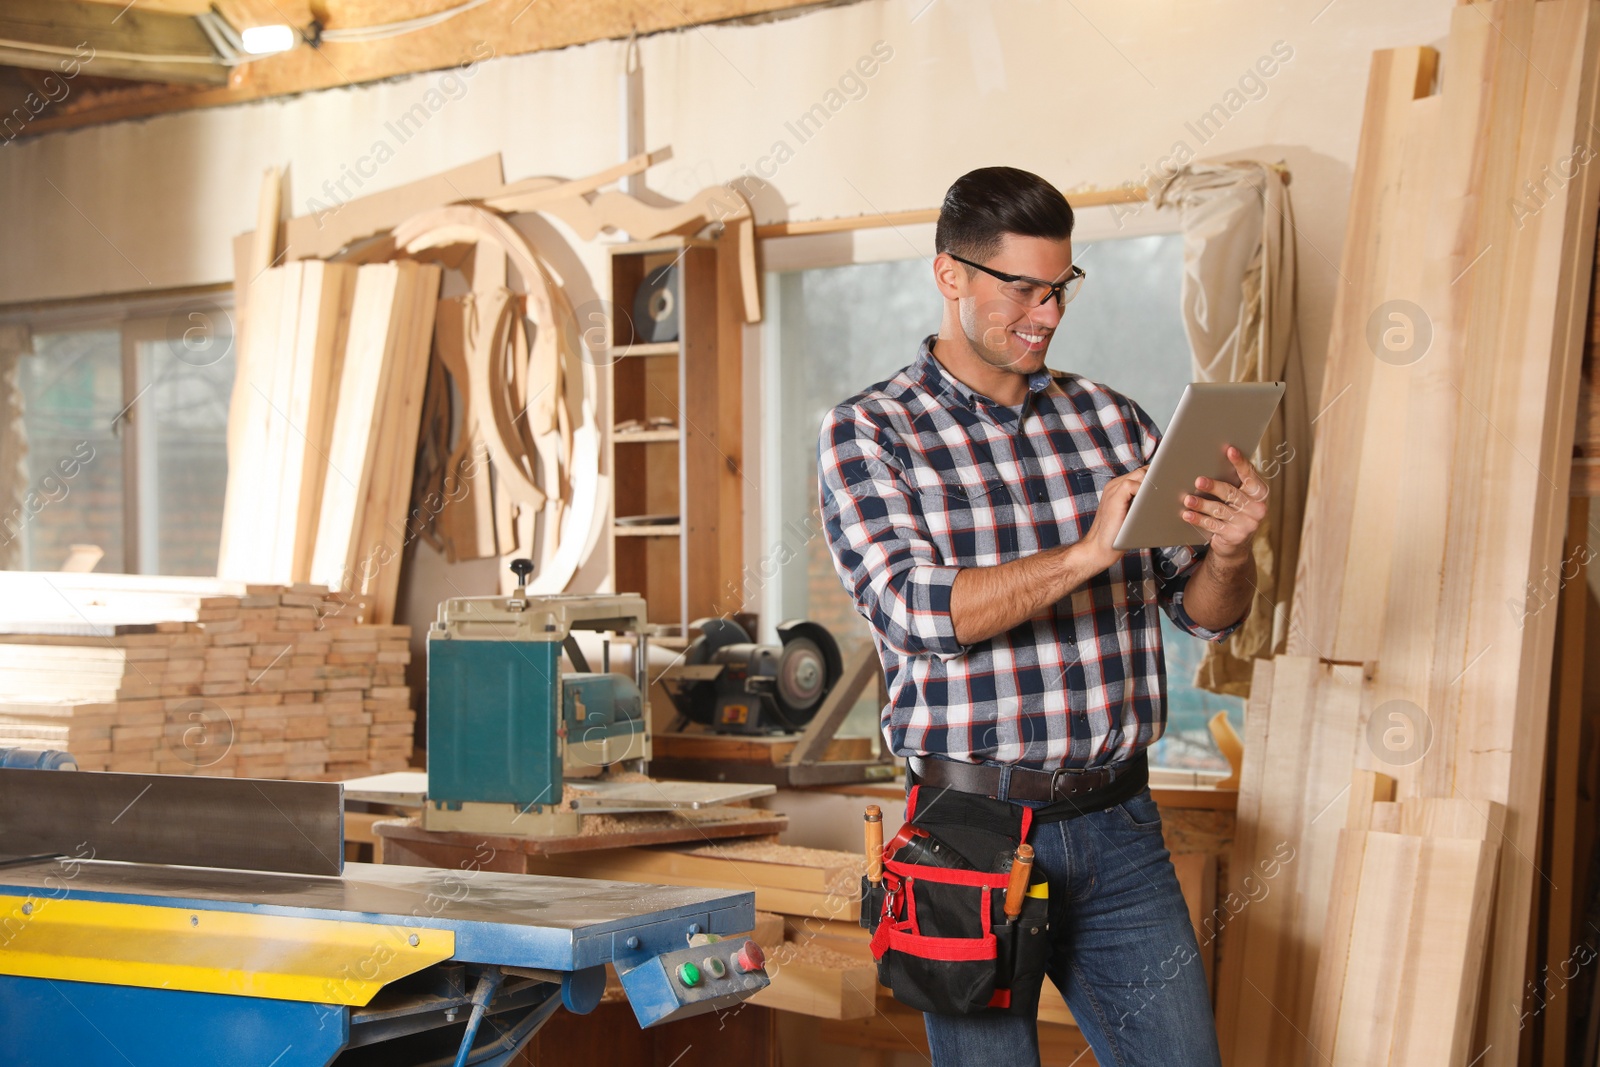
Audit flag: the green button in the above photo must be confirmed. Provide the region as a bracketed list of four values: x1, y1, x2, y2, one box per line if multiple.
[676, 961, 701, 987]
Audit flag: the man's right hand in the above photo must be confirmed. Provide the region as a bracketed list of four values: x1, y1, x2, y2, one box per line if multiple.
[1076, 466, 1147, 573]
[949, 466, 1147, 647]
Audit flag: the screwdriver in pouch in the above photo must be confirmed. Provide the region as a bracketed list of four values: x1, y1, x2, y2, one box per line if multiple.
[864, 805, 883, 885]
[1003, 844, 1035, 922]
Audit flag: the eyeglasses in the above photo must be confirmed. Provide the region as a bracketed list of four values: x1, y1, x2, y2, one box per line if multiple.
[948, 253, 1087, 310]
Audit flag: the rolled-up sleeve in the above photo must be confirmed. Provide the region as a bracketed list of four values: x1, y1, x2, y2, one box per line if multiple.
[1153, 543, 1245, 642]
[818, 405, 966, 660]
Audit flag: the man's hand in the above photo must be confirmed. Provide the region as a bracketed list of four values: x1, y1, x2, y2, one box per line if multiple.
[947, 469, 1146, 647]
[1078, 466, 1147, 572]
[1181, 446, 1267, 561]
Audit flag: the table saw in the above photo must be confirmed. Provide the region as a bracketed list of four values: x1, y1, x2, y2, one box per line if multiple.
[0, 763, 770, 1067]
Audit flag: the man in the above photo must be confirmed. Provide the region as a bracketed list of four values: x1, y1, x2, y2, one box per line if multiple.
[818, 166, 1264, 1067]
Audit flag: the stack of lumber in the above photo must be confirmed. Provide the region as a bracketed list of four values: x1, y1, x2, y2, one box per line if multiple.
[1308, 773, 1504, 1066]
[0, 572, 413, 780]
[1217, 4, 1600, 1066]
[219, 258, 441, 626]
[0, 572, 255, 631]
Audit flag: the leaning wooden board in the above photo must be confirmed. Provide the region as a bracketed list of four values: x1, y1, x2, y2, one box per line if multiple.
[217, 261, 356, 585]
[1308, 794, 1503, 1067]
[308, 261, 443, 622]
[1227, 6, 1600, 1066]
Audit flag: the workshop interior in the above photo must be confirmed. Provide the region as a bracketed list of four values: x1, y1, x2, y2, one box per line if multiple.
[1, 1, 1599, 1065]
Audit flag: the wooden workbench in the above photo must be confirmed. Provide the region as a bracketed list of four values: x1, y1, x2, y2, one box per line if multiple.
[369, 783, 1234, 1067]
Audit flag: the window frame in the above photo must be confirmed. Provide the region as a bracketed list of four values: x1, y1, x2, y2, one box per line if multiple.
[748, 204, 1183, 636]
[0, 286, 236, 575]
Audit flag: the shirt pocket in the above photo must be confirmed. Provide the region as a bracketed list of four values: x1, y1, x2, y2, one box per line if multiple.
[1060, 464, 1128, 541]
[913, 476, 1012, 565]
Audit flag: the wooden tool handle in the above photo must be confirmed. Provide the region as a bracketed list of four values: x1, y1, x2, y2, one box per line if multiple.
[864, 805, 883, 885]
[1004, 844, 1035, 919]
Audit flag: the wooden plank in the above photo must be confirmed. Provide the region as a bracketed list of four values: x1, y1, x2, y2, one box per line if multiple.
[217, 262, 356, 585]
[1313, 825, 1500, 1067]
[1541, 498, 1590, 1067]
[309, 263, 406, 596]
[1573, 457, 1600, 495]
[20, 1, 824, 138]
[713, 226, 746, 615]
[482, 147, 673, 215]
[1216, 656, 1364, 1066]
[1235, 7, 1600, 1064]
[247, 166, 282, 285]
[1287, 45, 1438, 657]
[350, 262, 441, 624]
[217, 264, 293, 582]
[749, 943, 876, 1020]
[517, 840, 865, 917]
[1346, 768, 1396, 833]
[290, 263, 357, 582]
[282, 155, 503, 262]
[652, 732, 873, 765]
[1421, 8, 1600, 1062]
[0, 0, 225, 84]
[0, 581, 411, 781]
[679, 244, 721, 628]
[1333, 91, 1443, 666]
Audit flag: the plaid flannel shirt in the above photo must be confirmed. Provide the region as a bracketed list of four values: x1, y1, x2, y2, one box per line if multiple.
[818, 337, 1244, 770]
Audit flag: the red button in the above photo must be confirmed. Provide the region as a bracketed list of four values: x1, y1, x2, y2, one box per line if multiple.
[734, 939, 765, 974]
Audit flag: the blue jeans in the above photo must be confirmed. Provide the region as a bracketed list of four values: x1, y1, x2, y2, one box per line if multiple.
[922, 787, 1222, 1067]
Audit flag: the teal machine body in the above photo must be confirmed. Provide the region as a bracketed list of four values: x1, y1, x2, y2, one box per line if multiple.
[425, 567, 652, 835]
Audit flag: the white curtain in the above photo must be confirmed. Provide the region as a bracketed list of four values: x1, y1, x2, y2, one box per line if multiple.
[1150, 160, 1309, 697]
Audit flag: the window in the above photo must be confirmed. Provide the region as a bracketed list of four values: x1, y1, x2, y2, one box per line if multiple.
[758, 229, 1243, 772]
[8, 297, 235, 575]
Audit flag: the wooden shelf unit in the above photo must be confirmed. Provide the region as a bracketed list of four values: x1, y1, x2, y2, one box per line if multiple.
[607, 236, 743, 636]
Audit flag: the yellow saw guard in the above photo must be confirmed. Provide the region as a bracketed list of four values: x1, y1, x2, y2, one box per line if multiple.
[0, 894, 453, 1004]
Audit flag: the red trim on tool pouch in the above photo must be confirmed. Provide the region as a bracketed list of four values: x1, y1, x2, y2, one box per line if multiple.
[883, 859, 1012, 889]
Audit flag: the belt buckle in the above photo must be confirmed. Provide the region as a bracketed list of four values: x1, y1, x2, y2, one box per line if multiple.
[1048, 765, 1074, 800]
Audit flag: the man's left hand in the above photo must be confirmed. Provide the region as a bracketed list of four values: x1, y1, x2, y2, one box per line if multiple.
[1181, 445, 1267, 562]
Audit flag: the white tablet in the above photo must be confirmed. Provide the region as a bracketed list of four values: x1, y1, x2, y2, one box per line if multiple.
[1111, 381, 1286, 551]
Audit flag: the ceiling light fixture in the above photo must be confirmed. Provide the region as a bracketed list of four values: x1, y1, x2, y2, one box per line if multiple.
[240, 24, 297, 56]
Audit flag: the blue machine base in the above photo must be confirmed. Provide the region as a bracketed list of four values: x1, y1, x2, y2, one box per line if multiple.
[0, 974, 349, 1067]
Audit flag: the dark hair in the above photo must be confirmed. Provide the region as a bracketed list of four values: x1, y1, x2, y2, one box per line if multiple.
[935, 167, 1075, 264]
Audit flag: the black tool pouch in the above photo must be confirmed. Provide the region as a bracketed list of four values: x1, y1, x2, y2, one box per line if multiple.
[859, 782, 1051, 1016]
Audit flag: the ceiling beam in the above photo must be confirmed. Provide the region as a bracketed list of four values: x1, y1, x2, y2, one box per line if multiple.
[0, 0, 225, 85]
[11, 0, 825, 138]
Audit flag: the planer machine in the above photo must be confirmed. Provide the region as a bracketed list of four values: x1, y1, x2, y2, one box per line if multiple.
[422, 558, 775, 837]
[0, 763, 770, 1067]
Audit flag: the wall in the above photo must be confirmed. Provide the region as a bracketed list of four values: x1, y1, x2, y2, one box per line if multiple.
[0, 0, 1461, 770]
[1, 0, 1455, 402]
